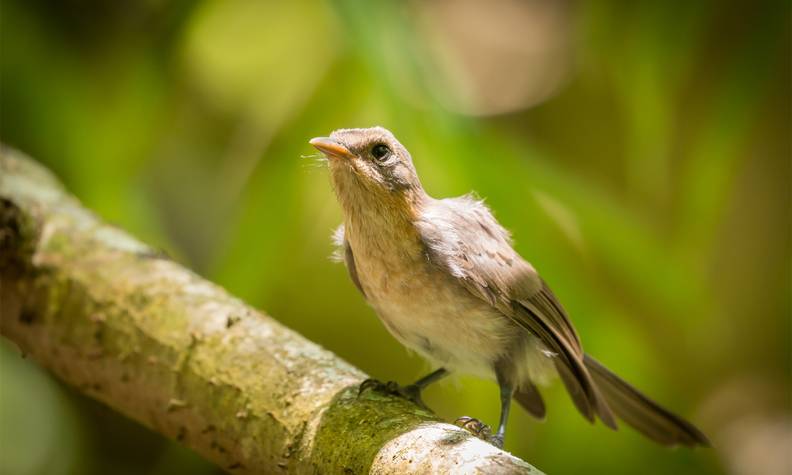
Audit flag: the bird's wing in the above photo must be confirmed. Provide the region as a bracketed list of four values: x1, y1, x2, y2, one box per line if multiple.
[417, 196, 580, 350]
[332, 224, 366, 298]
[418, 196, 616, 428]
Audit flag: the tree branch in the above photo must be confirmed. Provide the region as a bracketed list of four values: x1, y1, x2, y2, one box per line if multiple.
[0, 147, 542, 474]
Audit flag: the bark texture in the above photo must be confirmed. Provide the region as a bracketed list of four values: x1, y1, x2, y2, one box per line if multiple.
[0, 148, 542, 474]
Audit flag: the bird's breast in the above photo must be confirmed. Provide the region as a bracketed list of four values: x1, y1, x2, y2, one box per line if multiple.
[348, 233, 516, 378]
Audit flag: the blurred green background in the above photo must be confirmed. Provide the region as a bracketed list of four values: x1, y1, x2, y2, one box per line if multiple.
[1, 0, 789, 474]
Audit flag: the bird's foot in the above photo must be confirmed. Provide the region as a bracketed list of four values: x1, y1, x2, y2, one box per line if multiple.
[489, 434, 505, 449]
[453, 416, 503, 448]
[358, 378, 429, 410]
[453, 416, 492, 438]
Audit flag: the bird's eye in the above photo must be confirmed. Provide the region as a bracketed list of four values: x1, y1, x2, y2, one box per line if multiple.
[371, 143, 391, 161]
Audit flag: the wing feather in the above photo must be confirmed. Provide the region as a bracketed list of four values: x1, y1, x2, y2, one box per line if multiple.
[418, 196, 616, 428]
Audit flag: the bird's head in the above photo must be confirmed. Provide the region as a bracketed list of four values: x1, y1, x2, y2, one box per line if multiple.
[310, 127, 426, 218]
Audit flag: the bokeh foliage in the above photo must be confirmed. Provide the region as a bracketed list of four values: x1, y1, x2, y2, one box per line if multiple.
[1, 1, 789, 474]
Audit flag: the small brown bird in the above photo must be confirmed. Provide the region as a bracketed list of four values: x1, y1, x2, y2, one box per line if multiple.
[310, 126, 709, 449]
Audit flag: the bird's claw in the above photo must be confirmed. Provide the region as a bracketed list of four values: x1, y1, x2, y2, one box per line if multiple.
[489, 434, 505, 449]
[454, 416, 492, 438]
[358, 378, 385, 395]
[453, 416, 503, 448]
[358, 379, 429, 410]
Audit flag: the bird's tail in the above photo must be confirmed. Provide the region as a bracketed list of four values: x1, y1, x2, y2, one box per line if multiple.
[583, 354, 710, 447]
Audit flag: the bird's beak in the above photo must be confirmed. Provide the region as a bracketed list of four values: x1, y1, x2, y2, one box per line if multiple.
[309, 137, 356, 160]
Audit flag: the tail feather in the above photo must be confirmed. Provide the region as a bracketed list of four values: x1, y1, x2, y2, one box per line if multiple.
[554, 359, 594, 422]
[554, 357, 618, 429]
[584, 354, 710, 447]
[514, 381, 546, 420]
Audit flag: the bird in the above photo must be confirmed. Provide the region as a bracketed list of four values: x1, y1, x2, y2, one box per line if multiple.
[309, 126, 709, 449]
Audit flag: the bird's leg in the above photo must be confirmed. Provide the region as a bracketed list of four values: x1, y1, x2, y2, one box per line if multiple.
[359, 368, 449, 410]
[491, 377, 514, 448]
[454, 367, 514, 449]
[399, 368, 450, 409]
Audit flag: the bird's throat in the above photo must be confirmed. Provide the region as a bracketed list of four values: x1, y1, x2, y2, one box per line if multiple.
[331, 163, 429, 267]
[343, 200, 422, 253]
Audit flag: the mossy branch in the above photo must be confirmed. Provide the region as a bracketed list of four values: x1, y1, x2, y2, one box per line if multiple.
[0, 148, 542, 474]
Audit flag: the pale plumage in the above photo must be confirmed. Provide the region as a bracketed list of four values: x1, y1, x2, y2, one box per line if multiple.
[311, 126, 709, 448]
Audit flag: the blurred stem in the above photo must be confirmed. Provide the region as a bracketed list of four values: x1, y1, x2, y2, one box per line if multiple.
[0, 148, 541, 475]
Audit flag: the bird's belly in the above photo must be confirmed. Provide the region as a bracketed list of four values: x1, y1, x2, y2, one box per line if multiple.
[361, 266, 517, 379]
